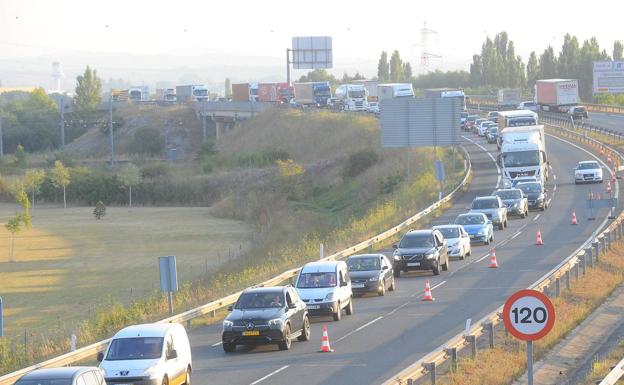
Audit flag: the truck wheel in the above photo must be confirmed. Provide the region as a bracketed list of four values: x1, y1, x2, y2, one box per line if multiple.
[345, 298, 353, 315]
[333, 302, 342, 321]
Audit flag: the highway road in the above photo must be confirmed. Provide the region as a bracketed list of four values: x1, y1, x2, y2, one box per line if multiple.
[186, 131, 618, 385]
[585, 111, 624, 133]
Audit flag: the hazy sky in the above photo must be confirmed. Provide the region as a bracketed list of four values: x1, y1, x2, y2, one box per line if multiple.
[1, 0, 622, 84]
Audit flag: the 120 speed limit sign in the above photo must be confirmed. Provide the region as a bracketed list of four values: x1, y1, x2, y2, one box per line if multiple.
[503, 289, 555, 341]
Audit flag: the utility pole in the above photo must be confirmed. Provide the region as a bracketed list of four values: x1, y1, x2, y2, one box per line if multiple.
[202, 115, 207, 142]
[60, 97, 65, 147]
[109, 93, 114, 166]
[286, 48, 291, 85]
[0, 111, 3, 158]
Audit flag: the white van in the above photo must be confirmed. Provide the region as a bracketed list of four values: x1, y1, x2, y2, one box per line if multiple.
[98, 323, 192, 385]
[295, 261, 353, 321]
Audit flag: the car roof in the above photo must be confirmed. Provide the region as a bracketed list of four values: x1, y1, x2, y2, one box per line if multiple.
[405, 229, 435, 236]
[301, 261, 343, 273]
[242, 286, 285, 294]
[457, 212, 486, 218]
[516, 181, 542, 187]
[474, 196, 497, 200]
[113, 323, 178, 339]
[495, 188, 521, 192]
[433, 224, 462, 230]
[348, 254, 384, 259]
[577, 160, 599, 164]
[19, 367, 97, 380]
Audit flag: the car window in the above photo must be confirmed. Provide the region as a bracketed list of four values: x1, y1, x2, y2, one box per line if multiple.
[285, 291, 294, 307]
[297, 272, 337, 288]
[289, 288, 301, 303]
[437, 227, 460, 239]
[577, 162, 599, 170]
[166, 335, 175, 357]
[106, 337, 164, 360]
[236, 291, 285, 308]
[399, 233, 434, 248]
[456, 215, 485, 225]
[81, 372, 99, 385]
[472, 199, 498, 209]
[347, 257, 380, 271]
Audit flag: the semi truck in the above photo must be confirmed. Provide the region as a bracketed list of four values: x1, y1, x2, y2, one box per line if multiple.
[535, 79, 579, 112]
[424, 88, 466, 109]
[497, 88, 521, 108]
[353, 80, 379, 102]
[498, 125, 547, 187]
[156, 88, 176, 103]
[176, 85, 209, 102]
[334, 84, 368, 111]
[257, 82, 294, 103]
[294, 82, 332, 107]
[128, 86, 149, 101]
[378, 83, 415, 100]
[231, 83, 260, 102]
[497, 110, 538, 129]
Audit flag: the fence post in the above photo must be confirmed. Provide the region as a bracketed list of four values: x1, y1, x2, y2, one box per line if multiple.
[565, 270, 571, 290]
[407, 379, 414, 385]
[485, 322, 494, 348]
[555, 277, 561, 297]
[575, 261, 580, 280]
[607, 231, 612, 250]
[600, 236, 607, 255]
[186, 320, 192, 330]
[427, 362, 436, 385]
[446, 347, 458, 371]
[581, 254, 587, 275]
[466, 335, 477, 358]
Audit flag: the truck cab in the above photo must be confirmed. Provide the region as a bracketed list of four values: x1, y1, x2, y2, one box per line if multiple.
[498, 125, 548, 187]
[335, 84, 368, 111]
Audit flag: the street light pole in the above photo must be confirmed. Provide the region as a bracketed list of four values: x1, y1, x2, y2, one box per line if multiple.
[109, 93, 114, 166]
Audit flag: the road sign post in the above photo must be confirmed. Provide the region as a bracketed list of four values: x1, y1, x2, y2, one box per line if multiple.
[158, 256, 179, 316]
[503, 289, 555, 385]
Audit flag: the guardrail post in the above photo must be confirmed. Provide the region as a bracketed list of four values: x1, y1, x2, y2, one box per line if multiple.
[607, 231, 612, 250]
[575, 261, 580, 280]
[591, 242, 598, 265]
[485, 322, 494, 348]
[186, 320, 191, 330]
[407, 379, 414, 385]
[446, 347, 458, 371]
[565, 270, 571, 290]
[466, 335, 477, 358]
[600, 236, 607, 255]
[581, 254, 587, 275]
[427, 362, 436, 385]
[555, 277, 561, 297]
[210, 310, 216, 318]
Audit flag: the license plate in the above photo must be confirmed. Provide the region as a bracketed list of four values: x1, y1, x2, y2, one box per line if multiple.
[407, 262, 420, 267]
[470, 235, 475, 238]
[112, 383, 131, 385]
[352, 283, 365, 288]
[242, 330, 260, 336]
[306, 305, 320, 309]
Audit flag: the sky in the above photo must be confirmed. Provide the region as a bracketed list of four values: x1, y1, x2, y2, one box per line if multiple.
[0, 0, 622, 89]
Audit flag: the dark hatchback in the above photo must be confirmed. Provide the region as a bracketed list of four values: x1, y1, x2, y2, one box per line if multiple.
[392, 229, 449, 276]
[516, 181, 548, 210]
[347, 254, 395, 296]
[14, 367, 106, 385]
[221, 286, 310, 352]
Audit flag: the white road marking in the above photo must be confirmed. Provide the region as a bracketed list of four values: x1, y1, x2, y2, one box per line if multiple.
[476, 253, 490, 263]
[431, 280, 447, 290]
[250, 365, 289, 385]
[212, 341, 223, 347]
[387, 302, 410, 315]
[553, 174, 557, 181]
[553, 184, 557, 192]
[511, 231, 522, 239]
[334, 316, 383, 343]
[462, 135, 501, 187]
[533, 214, 541, 221]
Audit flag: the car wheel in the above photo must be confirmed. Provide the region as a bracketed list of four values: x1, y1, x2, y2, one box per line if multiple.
[378, 282, 385, 296]
[345, 298, 353, 315]
[389, 277, 396, 291]
[333, 302, 342, 321]
[498, 222, 504, 230]
[442, 256, 449, 271]
[432, 259, 441, 275]
[298, 316, 311, 341]
[222, 343, 236, 353]
[393, 269, 400, 278]
[278, 324, 292, 350]
[184, 368, 191, 385]
[466, 246, 472, 256]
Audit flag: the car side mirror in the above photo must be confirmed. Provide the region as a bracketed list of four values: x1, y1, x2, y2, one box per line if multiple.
[97, 352, 104, 362]
[382, 265, 388, 270]
[341, 281, 348, 287]
[392, 244, 398, 249]
[167, 349, 178, 360]
[288, 302, 297, 309]
[487, 220, 492, 225]
[227, 305, 233, 311]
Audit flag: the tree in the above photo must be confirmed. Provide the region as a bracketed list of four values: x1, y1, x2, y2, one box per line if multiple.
[14, 144, 28, 168]
[403, 62, 413, 81]
[538, 46, 558, 79]
[94, 201, 106, 220]
[131, 127, 165, 156]
[5, 187, 32, 262]
[558, 34, 581, 79]
[74, 66, 102, 112]
[470, 54, 483, 86]
[377, 51, 390, 82]
[118, 163, 141, 207]
[24, 168, 45, 207]
[389, 50, 404, 82]
[526, 51, 539, 89]
[5, 214, 21, 262]
[614, 41, 624, 61]
[224, 78, 232, 99]
[51, 160, 71, 209]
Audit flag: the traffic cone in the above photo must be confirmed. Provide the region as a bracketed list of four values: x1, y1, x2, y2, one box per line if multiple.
[319, 325, 334, 353]
[612, 173, 617, 182]
[536, 228, 544, 246]
[422, 280, 435, 301]
[600, 147, 605, 155]
[608, 156, 612, 164]
[571, 210, 578, 225]
[488, 248, 499, 268]
[607, 180, 612, 194]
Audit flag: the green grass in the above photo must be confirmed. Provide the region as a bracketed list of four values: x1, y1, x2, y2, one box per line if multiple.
[0, 203, 253, 337]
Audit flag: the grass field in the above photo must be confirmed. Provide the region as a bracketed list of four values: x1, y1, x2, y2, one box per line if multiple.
[0, 203, 253, 337]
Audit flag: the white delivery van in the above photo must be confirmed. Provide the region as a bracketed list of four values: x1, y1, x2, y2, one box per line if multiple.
[295, 261, 353, 321]
[98, 323, 192, 385]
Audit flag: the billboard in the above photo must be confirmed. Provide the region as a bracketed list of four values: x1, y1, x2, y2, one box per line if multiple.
[292, 36, 333, 69]
[380, 97, 461, 148]
[593, 61, 624, 94]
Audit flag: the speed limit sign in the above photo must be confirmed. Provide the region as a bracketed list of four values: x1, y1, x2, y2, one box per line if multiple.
[503, 289, 555, 341]
[503, 289, 555, 385]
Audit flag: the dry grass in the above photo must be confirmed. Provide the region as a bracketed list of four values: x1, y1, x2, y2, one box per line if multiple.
[0, 203, 253, 337]
[580, 338, 624, 385]
[438, 245, 624, 385]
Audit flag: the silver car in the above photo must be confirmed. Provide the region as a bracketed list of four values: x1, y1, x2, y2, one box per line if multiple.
[574, 160, 603, 184]
[493, 188, 528, 218]
[469, 196, 508, 230]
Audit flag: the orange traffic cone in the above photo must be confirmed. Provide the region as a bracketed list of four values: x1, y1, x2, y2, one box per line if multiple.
[607, 181, 612, 194]
[319, 325, 334, 352]
[612, 173, 617, 182]
[422, 280, 435, 301]
[488, 248, 499, 268]
[608, 156, 613, 164]
[536, 228, 544, 246]
[600, 147, 605, 155]
[571, 210, 578, 225]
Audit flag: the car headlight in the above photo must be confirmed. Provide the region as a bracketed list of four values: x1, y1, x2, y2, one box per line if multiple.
[478, 229, 485, 235]
[324, 292, 334, 301]
[268, 318, 283, 329]
[393, 254, 401, 261]
[368, 276, 379, 282]
[223, 320, 234, 331]
[425, 251, 437, 260]
[537, 194, 545, 201]
[575, 171, 582, 177]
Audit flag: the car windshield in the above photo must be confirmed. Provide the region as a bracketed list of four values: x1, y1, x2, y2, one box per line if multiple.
[348, 257, 381, 271]
[297, 272, 337, 288]
[348, 90, 366, 98]
[106, 337, 163, 361]
[461, 112, 468, 118]
[508, 117, 537, 126]
[518, 183, 542, 193]
[577, 162, 599, 170]
[472, 199, 499, 209]
[455, 215, 485, 225]
[399, 233, 434, 248]
[468, 116, 479, 122]
[495, 190, 521, 199]
[437, 227, 460, 239]
[235, 291, 285, 309]
[15, 380, 72, 385]
[503, 150, 540, 167]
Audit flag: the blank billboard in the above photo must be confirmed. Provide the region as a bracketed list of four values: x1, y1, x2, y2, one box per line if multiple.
[292, 36, 333, 69]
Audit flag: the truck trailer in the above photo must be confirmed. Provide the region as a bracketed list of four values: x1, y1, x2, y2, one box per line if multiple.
[535, 79, 579, 112]
[176, 85, 209, 102]
[294, 82, 332, 107]
[497, 88, 521, 108]
[378, 83, 415, 100]
[257, 82, 294, 103]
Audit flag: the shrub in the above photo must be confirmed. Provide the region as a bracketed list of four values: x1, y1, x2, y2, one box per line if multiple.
[343, 148, 379, 178]
[380, 174, 405, 194]
[130, 127, 164, 156]
[14, 144, 28, 168]
[140, 162, 171, 179]
[93, 201, 106, 219]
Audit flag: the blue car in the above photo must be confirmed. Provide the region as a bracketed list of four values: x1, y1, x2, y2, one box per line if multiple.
[454, 213, 494, 245]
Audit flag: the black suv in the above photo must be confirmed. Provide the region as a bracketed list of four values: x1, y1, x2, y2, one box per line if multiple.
[392, 229, 449, 276]
[222, 286, 310, 352]
[568, 105, 588, 119]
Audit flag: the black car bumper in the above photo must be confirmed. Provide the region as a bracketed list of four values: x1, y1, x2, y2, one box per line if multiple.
[222, 328, 286, 346]
[351, 280, 382, 293]
[304, 301, 339, 315]
[527, 200, 546, 209]
[394, 258, 436, 272]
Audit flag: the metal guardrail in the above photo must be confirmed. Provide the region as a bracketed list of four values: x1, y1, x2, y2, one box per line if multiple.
[0, 151, 473, 384]
[467, 95, 624, 115]
[381, 121, 623, 385]
[598, 356, 624, 385]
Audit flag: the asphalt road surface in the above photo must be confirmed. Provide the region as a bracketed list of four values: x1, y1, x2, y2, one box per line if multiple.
[186, 131, 618, 385]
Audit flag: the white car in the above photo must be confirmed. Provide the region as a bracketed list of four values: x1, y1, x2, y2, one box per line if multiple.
[574, 160, 603, 184]
[432, 224, 471, 260]
[295, 261, 353, 321]
[367, 102, 380, 114]
[478, 121, 494, 137]
[518, 101, 539, 112]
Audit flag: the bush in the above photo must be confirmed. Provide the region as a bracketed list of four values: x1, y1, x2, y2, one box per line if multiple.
[140, 162, 171, 179]
[234, 149, 291, 169]
[343, 148, 379, 178]
[93, 201, 106, 219]
[380, 174, 405, 194]
[130, 127, 164, 156]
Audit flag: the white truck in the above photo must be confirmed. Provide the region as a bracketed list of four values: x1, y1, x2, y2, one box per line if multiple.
[352, 80, 379, 102]
[498, 125, 548, 187]
[176, 84, 209, 102]
[378, 83, 415, 100]
[497, 110, 538, 129]
[334, 84, 368, 111]
[536, 79, 579, 112]
[497, 88, 520, 108]
[128, 86, 149, 101]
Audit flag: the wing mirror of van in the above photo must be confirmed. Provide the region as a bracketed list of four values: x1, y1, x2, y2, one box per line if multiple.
[97, 352, 104, 362]
[382, 265, 388, 270]
[392, 244, 398, 249]
[166, 349, 178, 360]
[340, 281, 348, 287]
[227, 305, 234, 311]
[288, 302, 297, 309]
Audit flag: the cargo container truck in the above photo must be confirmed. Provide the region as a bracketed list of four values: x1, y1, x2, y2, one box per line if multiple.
[257, 82, 294, 103]
[294, 82, 332, 107]
[497, 88, 521, 108]
[176, 85, 209, 102]
[535, 79, 579, 112]
[498, 125, 548, 187]
[378, 83, 415, 100]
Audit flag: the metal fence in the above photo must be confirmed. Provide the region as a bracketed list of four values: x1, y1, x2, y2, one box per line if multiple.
[0, 150, 474, 384]
[466, 95, 624, 115]
[380, 121, 624, 385]
[598, 355, 624, 385]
